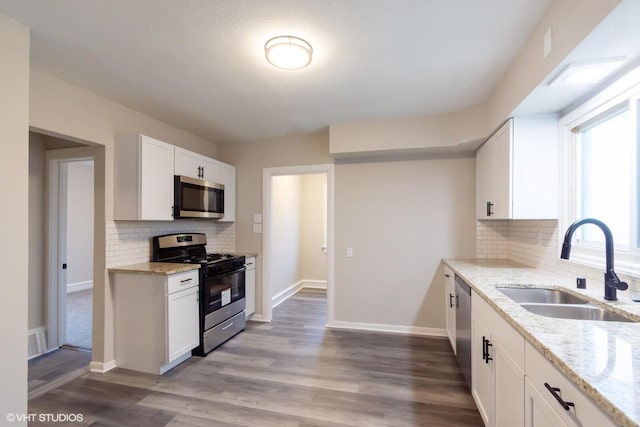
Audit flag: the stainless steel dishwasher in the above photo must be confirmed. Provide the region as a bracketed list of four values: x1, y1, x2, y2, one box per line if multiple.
[455, 275, 472, 390]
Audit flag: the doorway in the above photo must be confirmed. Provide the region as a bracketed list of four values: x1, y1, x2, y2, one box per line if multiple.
[49, 156, 95, 351]
[262, 164, 335, 324]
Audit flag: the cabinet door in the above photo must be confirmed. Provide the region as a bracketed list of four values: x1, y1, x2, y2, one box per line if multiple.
[201, 157, 220, 183]
[471, 314, 493, 426]
[494, 338, 524, 427]
[524, 378, 569, 427]
[492, 120, 513, 219]
[140, 136, 174, 220]
[444, 266, 456, 354]
[167, 286, 199, 363]
[476, 138, 494, 219]
[175, 147, 203, 179]
[245, 266, 256, 317]
[218, 162, 236, 222]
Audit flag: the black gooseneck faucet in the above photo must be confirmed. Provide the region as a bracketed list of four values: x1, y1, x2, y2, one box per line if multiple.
[560, 218, 628, 301]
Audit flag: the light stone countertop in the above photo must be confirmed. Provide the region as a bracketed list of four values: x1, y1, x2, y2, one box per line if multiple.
[231, 252, 258, 258]
[108, 262, 200, 275]
[443, 258, 640, 427]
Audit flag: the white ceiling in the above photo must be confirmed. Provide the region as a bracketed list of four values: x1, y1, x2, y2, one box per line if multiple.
[0, 0, 551, 144]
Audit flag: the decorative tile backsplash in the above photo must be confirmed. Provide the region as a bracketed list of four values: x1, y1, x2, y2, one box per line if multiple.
[106, 220, 235, 268]
[477, 219, 640, 291]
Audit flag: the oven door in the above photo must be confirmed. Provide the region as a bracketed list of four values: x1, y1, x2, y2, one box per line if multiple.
[203, 267, 245, 317]
[174, 175, 224, 219]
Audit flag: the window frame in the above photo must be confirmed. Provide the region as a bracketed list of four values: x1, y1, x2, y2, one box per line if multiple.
[559, 75, 640, 276]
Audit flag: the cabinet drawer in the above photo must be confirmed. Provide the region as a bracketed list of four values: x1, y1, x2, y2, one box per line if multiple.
[245, 256, 256, 270]
[203, 311, 245, 351]
[168, 270, 199, 294]
[524, 342, 615, 427]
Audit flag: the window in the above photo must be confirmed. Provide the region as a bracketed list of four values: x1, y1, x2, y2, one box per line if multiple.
[562, 79, 640, 273]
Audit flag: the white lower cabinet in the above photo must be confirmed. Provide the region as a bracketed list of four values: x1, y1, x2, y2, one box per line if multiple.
[245, 256, 256, 318]
[113, 269, 200, 375]
[444, 265, 456, 353]
[467, 288, 616, 427]
[525, 378, 568, 427]
[471, 290, 525, 427]
[524, 342, 615, 427]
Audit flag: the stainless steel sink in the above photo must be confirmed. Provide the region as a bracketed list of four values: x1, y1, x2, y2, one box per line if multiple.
[520, 303, 635, 322]
[497, 287, 588, 305]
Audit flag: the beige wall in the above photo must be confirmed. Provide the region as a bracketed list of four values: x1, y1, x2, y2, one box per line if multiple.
[29, 133, 46, 330]
[334, 157, 476, 329]
[272, 175, 303, 296]
[28, 69, 220, 366]
[66, 161, 94, 286]
[487, 0, 621, 130]
[302, 174, 328, 283]
[330, 104, 487, 156]
[217, 132, 333, 315]
[0, 12, 29, 418]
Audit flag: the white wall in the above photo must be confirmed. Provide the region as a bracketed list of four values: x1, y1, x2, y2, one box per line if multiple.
[334, 158, 477, 330]
[302, 174, 328, 283]
[0, 12, 29, 420]
[65, 161, 94, 286]
[272, 175, 303, 296]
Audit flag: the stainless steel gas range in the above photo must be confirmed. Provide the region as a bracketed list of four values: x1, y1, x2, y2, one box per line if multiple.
[152, 233, 246, 355]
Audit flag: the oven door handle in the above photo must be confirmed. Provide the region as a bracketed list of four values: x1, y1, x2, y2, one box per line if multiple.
[205, 266, 246, 277]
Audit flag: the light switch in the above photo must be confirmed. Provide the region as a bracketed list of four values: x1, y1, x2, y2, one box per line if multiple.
[346, 247, 353, 257]
[253, 213, 262, 224]
[253, 223, 262, 234]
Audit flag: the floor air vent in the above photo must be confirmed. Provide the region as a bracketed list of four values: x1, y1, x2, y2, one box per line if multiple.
[28, 327, 47, 360]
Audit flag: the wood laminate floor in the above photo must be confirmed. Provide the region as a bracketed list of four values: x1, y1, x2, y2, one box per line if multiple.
[29, 289, 482, 426]
[28, 347, 92, 399]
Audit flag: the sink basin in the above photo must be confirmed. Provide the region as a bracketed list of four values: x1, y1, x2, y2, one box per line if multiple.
[520, 303, 635, 322]
[497, 287, 588, 305]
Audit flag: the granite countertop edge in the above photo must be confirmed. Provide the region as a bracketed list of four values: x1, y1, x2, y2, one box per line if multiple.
[108, 262, 200, 275]
[443, 258, 640, 427]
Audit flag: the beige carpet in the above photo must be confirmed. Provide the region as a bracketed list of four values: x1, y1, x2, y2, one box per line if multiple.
[65, 289, 92, 350]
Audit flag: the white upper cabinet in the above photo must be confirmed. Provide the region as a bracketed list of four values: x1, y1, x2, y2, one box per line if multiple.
[174, 146, 236, 222]
[114, 134, 174, 221]
[476, 115, 558, 220]
[217, 162, 236, 222]
[175, 146, 219, 182]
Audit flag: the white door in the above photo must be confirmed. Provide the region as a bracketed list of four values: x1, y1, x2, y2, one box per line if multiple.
[472, 314, 493, 426]
[140, 136, 174, 220]
[174, 146, 202, 179]
[524, 378, 569, 427]
[476, 138, 494, 219]
[494, 338, 524, 427]
[492, 121, 513, 219]
[167, 286, 199, 362]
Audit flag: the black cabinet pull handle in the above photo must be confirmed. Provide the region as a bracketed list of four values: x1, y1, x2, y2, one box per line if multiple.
[482, 336, 493, 363]
[444, 273, 451, 278]
[544, 383, 575, 411]
[449, 294, 454, 308]
[486, 201, 494, 216]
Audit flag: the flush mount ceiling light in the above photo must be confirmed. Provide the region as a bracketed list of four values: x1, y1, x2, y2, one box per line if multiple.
[264, 35, 313, 70]
[548, 57, 627, 87]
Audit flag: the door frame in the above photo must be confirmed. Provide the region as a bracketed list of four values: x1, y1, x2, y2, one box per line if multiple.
[262, 164, 335, 324]
[46, 147, 95, 350]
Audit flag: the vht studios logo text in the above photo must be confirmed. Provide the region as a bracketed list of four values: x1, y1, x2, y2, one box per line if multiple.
[6, 412, 84, 423]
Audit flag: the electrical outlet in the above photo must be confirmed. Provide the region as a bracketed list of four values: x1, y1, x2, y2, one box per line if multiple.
[346, 247, 353, 257]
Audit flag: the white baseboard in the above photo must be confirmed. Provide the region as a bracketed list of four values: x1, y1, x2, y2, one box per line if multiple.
[301, 279, 327, 289]
[89, 359, 116, 373]
[326, 320, 447, 337]
[67, 280, 93, 293]
[272, 280, 305, 308]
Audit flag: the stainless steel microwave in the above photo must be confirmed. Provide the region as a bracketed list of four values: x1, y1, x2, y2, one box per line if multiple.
[174, 175, 225, 219]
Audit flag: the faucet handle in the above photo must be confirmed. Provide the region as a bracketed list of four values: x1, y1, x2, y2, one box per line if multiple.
[617, 281, 629, 291]
[607, 270, 629, 290]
